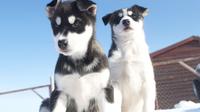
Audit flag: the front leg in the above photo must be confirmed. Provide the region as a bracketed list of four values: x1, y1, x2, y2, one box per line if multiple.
[104, 83, 114, 103]
[143, 80, 156, 112]
[50, 90, 67, 112]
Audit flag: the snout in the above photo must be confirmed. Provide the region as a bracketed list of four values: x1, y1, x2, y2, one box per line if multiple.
[58, 40, 68, 50]
[122, 19, 130, 27]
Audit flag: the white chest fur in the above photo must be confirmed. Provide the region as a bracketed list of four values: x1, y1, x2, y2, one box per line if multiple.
[110, 31, 154, 82]
[55, 69, 110, 111]
[109, 31, 155, 112]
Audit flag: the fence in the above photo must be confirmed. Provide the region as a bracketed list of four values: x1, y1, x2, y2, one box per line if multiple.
[0, 77, 53, 100]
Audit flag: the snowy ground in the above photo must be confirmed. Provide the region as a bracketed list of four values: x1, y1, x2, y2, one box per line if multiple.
[157, 108, 200, 112]
[156, 101, 200, 112]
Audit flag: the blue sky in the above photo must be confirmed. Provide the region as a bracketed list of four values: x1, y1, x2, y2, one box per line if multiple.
[0, 0, 200, 112]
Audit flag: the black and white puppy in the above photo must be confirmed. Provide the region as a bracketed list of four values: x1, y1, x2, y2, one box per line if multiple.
[102, 5, 156, 112]
[40, 0, 121, 112]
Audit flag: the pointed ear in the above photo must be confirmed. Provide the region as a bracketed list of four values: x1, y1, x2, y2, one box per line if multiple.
[132, 5, 149, 16]
[46, 0, 61, 17]
[102, 13, 112, 25]
[76, 0, 97, 15]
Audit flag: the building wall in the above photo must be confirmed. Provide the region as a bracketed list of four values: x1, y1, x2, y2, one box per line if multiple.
[152, 39, 200, 109]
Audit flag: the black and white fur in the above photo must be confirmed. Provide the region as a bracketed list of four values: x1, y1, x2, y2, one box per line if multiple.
[40, 0, 122, 112]
[40, 98, 50, 112]
[102, 5, 156, 112]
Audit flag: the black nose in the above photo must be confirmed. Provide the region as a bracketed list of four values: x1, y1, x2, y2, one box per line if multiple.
[58, 40, 68, 50]
[122, 19, 130, 26]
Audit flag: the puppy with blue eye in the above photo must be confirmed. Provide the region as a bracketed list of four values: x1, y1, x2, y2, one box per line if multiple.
[39, 0, 122, 112]
[102, 5, 156, 112]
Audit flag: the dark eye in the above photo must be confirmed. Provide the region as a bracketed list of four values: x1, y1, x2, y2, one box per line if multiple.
[131, 13, 140, 21]
[72, 19, 82, 28]
[132, 14, 138, 18]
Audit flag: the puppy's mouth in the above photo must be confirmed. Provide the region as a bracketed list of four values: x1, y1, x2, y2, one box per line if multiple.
[59, 49, 71, 53]
[124, 26, 133, 31]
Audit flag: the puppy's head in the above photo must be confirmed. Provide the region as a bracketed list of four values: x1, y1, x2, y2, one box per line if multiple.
[46, 0, 97, 59]
[102, 5, 148, 37]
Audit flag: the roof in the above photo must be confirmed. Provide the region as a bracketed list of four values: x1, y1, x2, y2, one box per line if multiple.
[151, 36, 200, 58]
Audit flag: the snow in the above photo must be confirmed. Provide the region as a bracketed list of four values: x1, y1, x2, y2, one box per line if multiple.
[156, 101, 200, 112]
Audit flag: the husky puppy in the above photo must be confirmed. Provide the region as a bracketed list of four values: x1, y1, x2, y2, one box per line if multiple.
[40, 0, 122, 112]
[102, 5, 156, 112]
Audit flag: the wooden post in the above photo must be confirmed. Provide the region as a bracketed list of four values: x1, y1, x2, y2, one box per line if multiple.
[178, 61, 200, 77]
